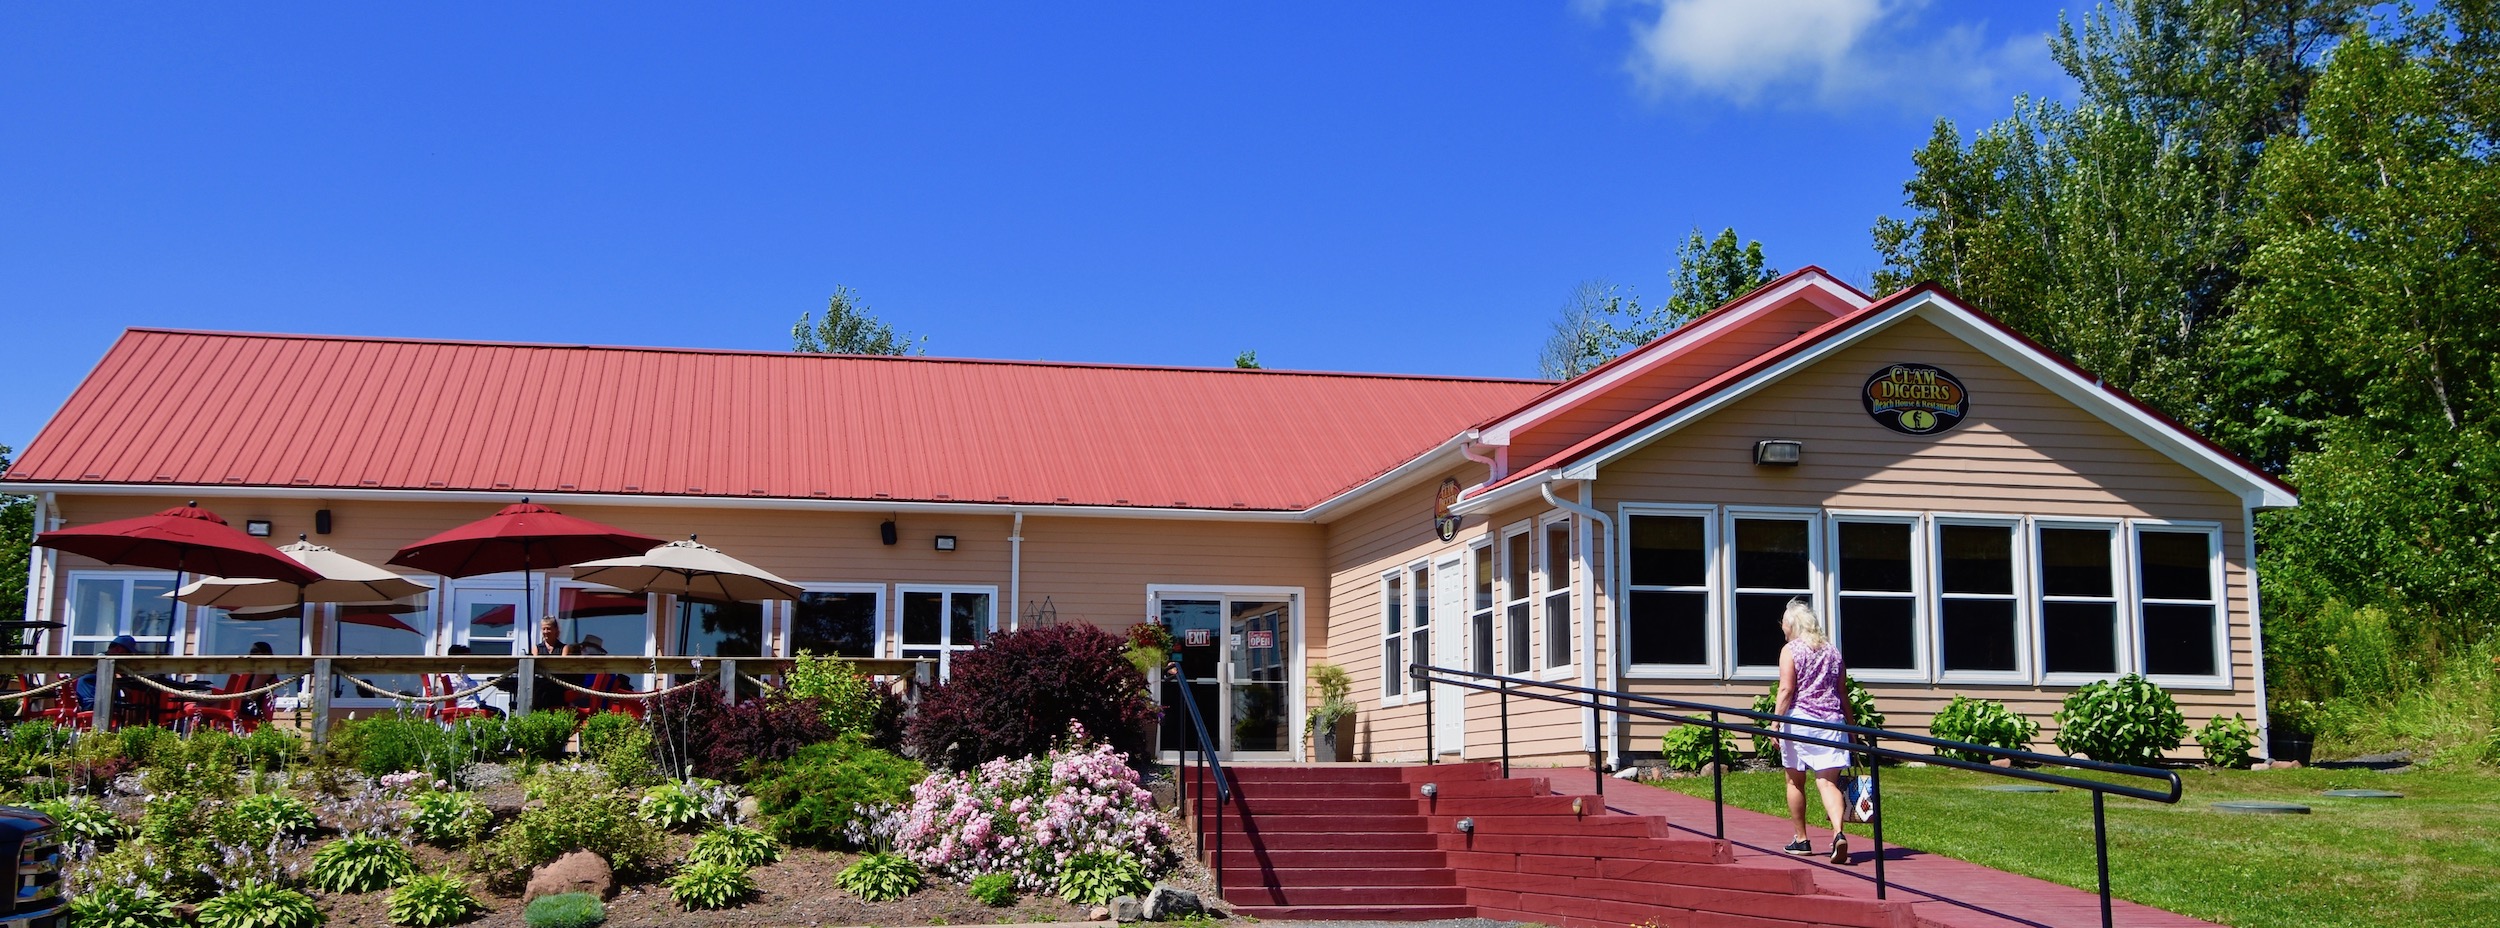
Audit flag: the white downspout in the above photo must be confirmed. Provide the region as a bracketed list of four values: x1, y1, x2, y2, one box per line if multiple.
[1008, 512, 1025, 631]
[27, 494, 56, 651]
[1459, 430, 1505, 483]
[1542, 479, 1611, 758]
[2243, 502, 2272, 759]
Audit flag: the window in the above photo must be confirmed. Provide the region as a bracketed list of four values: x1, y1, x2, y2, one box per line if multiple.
[1469, 541, 1495, 675]
[1833, 518, 1919, 676]
[900, 586, 994, 680]
[555, 585, 652, 658]
[1542, 518, 1572, 671]
[1409, 564, 1432, 691]
[1731, 515, 1815, 674]
[2038, 524, 2121, 678]
[337, 594, 438, 702]
[1936, 521, 2023, 680]
[2136, 526, 2222, 682]
[1502, 525, 1532, 674]
[790, 586, 884, 657]
[66, 572, 180, 655]
[1380, 572, 1404, 700]
[673, 599, 764, 658]
[1625, 512, 1711, 672]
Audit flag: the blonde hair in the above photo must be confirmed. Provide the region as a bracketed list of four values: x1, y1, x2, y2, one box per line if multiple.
[1781, 600, 1829, 650]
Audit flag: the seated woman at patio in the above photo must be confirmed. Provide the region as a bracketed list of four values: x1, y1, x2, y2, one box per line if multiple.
[227, 642, 278, 721]
[72, 636, 136, 710]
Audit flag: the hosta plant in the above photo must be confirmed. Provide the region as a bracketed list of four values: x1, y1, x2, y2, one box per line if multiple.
[522, 892, 607, 928]
[231, 792, 321, 837]
[1658, 720, 1734, 770]
[409, 791, 492, 847]
[309, 834, 417, 893]
[638, 778, 734, 831]
[966, 872, 1018, 907]
[2054, 674, 2186, 765]
[1053, 850, 1148, 905]
[835, 851, 920, 903]
[197, 879, 323, 928]
[688, 825, 781, 869]
[66, 884, 182, 928]
[1927, 695, 2041, 762]
[2196, 714, 2258, 769]
[33, 794, 126, 845]
[386, 871, 485, 927]
[667, 862, 755, 911]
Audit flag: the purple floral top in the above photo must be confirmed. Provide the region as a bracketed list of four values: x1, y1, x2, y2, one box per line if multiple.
[1785, 641, 1846, 721]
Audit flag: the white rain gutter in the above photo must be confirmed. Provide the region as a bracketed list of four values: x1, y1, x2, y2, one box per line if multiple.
[1541, 478, 1611, 758]
[1009, 511, 1025, 631]
[1, 482, 1307, 523]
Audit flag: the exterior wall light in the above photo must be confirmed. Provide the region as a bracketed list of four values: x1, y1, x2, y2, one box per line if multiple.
[1754, 439, 1803, 467]
[1455, 817, 1475, 834]
[934, 535, 958, 552]
[1419, 783, 1438, 799]
[244, 520, 272, 537]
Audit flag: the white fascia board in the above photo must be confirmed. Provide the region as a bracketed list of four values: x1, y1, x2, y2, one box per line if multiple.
[1479, 275, 1868, 446]
[1302, 432, 1474, 522]
[1909, 300, 2298, 510]
[14, 481, 1315, 523]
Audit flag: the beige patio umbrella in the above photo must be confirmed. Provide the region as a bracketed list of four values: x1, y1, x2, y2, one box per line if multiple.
[567, 536, 804, 603]
[174, 537, 433, 610]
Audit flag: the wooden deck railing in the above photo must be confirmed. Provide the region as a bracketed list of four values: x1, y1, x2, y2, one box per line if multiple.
[0, 655, 932, 740]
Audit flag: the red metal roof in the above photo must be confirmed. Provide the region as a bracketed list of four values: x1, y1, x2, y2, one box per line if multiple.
[7, 329, 1552, 512]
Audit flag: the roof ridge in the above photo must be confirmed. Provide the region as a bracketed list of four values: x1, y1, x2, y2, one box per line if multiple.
[119, 327, 1558, 386]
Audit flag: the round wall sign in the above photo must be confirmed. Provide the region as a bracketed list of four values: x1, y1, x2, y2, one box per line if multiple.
[1432, 477, 1462, 542]
[1863, 363, 1970, 435]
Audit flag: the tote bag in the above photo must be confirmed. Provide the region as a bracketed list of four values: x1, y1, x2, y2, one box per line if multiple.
[1844, 767, 1878, 824]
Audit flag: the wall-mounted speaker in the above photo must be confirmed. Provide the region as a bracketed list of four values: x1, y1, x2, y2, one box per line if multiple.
[879, 519, 898, 545]
[314, 509, 333, 535]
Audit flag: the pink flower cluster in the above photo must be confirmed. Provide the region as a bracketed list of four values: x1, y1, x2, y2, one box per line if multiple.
[890, 732, 1174, 888]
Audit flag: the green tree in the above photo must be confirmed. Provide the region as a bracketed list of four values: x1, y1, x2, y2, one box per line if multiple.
[1537, 229, 1776, 378]
[790, 287, 925, 356]
[1232, 351, 1260, 369]
[0, 444, 28, 622]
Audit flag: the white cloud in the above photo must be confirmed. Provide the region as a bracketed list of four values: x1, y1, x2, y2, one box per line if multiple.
[1600, 0, 2058, 112]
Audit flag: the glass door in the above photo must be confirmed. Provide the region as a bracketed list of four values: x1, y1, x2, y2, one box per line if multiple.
[1154, 591, 1298, 761]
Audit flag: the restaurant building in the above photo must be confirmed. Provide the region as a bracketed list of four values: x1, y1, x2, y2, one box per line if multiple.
[4, 269, 2296, 763]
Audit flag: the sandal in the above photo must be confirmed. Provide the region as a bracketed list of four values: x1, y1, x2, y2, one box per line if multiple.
[1782, 838, 1813, 856]
[1830, 834, 1851, 865]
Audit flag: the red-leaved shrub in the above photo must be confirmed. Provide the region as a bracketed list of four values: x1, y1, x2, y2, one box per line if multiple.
[642, 681, 839, 780]
[906, 624, 1157, 770]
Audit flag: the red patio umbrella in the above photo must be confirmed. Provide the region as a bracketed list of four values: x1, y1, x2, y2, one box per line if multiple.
[34, 502, 322, 651]
[387, 500, 662, 644]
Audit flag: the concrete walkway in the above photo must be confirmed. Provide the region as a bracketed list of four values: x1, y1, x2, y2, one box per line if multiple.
[1534, 769, 2219, 928]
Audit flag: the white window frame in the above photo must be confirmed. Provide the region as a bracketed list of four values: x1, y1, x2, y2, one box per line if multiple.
[1825, 510, 1926, 683]
[1379, 570, 1408, 705]
[1537, 512, 1576, 680]
[549, 579, 659, 658]
[2033, 518, 2130, 686]
[1466, 538, 1496, 677]
[896, 584, 999, 681]
[2130, 520, 2232, 691]
[1405, 560, 1434, 703]
[63, 570, 188, 655]
[1725, 507, 1823, 681]
[783, 582, 888, 659]
[1929, 514, 2031, 686]
[1499, 520, 1535, 676]
[1619, 503, 1720, 679]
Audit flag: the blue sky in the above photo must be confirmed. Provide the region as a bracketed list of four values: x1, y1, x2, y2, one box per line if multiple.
[1, 2, 2076, 451]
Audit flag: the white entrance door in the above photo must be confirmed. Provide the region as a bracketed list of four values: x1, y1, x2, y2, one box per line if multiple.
[1430, 554, 1466, 755]
[1153, 589, 1301, 761]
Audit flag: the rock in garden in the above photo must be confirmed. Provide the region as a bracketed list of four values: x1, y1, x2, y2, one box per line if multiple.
[1110, 895, 1145, 922]
[524, 850, 615, 904]
[1143, 884, 1203, 920]
[735, 796, 762, 822]
[1088, 905, 1111, 921]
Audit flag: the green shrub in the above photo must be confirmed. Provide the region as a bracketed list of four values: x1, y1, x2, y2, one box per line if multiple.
[33, 794, 126, 845]
[65, 884, 182, 928]
[1927, 695, 2041, 762]
[2054, 674, 2186, 765]
[471, 769, 666, 891]
[232, 792, 319, 835]
[241, 725, 305, 771]
[446, 716, 508, 761]
[522, 892, 607, 928]
[578, 711, 640, 757]
[1749, 686, 1781, 760]
[335, 715, 467, 781]
[2197, 714, 2258, 768]
[310, 834, 417, 893]
[667, 862, 755, 911]
[1845, 677, 1887, 731]
[8, 720, 73, 756]
[1658, 721, 1734, 770]
[410, 791, 493, 847]
[966, 872, 1017, 907]
[688, 825, 781, 869]
[506, 711, 579, 762]
[1053, 850, 1147, 905]
[749, 735, 923, 849]
[782, 652, 884, 736]
[116, 725, 180, 766]
[197, 878, 323, 928]
[637, 778, 729, 831]
[141, 730, 244, 799]
[386, 871, 484, 927]
[835, 851, 920, 903]
[589, 723, 659, 789]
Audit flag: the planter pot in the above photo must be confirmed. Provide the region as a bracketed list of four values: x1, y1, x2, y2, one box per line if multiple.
[1312, 715, 1354, 762]
[2267, 734, 2313, 765]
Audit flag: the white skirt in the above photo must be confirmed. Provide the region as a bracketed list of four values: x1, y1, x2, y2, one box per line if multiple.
[1779, 718, 1852, 772]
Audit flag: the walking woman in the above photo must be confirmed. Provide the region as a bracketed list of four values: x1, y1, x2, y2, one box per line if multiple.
[1774, 600, 1856, 864]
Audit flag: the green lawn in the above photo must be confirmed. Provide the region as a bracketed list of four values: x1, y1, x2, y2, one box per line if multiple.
[1651, 764, 2500, 928]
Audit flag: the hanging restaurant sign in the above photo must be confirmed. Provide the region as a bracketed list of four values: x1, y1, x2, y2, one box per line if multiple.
[1863, 363, 1969, 435]
[1433, 477, 1463, 542]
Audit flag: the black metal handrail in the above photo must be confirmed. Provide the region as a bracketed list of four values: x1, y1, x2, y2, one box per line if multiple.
[1410, 662, 2180, 928]
[1164, 663, 1232, 900]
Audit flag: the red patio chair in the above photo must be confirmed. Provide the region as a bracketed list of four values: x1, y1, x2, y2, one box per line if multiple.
[176, 675, 275, 735]
[421, 674, 499, 724]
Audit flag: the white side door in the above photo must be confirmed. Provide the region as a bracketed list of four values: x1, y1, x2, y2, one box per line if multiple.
[1431, 554, 1466, 755]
